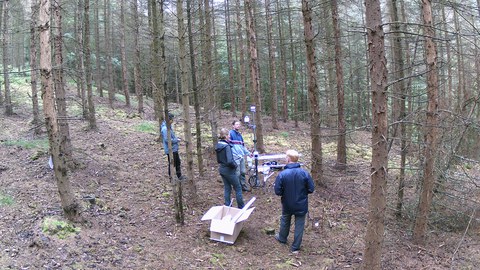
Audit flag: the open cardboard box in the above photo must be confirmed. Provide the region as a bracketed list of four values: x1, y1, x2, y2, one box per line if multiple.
[201, 197, 256, 244]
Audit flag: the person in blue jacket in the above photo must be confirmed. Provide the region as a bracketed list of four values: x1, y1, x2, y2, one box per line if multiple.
[216, 128, 245, 209]
[274, 149, 315, 253]
[161, 113, 184, 180]
[229, 120, 251, 191]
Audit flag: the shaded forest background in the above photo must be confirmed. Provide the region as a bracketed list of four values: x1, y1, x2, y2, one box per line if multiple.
[1, 0, 480, 268]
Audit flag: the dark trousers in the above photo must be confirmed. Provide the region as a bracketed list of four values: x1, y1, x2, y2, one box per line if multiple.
[167, 152, 182, 178]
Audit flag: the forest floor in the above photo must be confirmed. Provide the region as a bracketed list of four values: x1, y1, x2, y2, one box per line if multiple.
[1, 94, 479, 269]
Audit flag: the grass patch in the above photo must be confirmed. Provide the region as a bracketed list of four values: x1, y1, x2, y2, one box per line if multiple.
[135, 122, 157, 133]
[1, 138, 49, 150]
[0, 192, 14, 206]
[42, 217, 80, 239]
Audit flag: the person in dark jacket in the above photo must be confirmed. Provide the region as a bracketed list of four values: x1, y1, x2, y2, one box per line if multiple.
[215, 128, 245, 209]
[274, 149, 315, 253]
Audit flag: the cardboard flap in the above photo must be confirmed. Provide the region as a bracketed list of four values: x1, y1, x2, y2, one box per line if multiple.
[201, 206, 223, 221]
[210, 219, 235, 235]
[235, 207, 255, 223]
[231, 197, 256, 223]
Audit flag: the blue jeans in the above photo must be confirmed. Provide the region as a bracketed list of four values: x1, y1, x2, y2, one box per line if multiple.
[219, 166, 245, 209]
[277, 212, 306, 251]
[234, 157, 247, 188]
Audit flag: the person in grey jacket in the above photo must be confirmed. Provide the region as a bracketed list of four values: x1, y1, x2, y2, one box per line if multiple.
[216, 128, 245, 209]
[229, 120, 251, 191]
[274, 149, 315, 253]
[161, 113, 184, 180]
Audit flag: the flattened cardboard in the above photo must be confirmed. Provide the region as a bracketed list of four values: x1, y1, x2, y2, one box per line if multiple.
[201, 197, 256, 244]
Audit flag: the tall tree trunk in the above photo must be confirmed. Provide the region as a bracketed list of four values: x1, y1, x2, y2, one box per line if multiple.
[177, 0, 197, 200]
[132, 0, 143, 114]
[94, 0, 103, 97]
[76, 0, 87, 116]
[105, 0, 115, 108]
[276, 0, 288, 123]
[39, 0, 80, 222]
[30, 0, 41, 135]
[413, 0, 439, 245]
[203, 0, 218, 147]
[362, 0, 388, 268]
[151, 0, 165, 128]
[302, 0, 323, 186]
[225, 0, 236, 117]
[388, 0, 407, 218]
[286, 0, 299, 128]
[331, 0, 346, 171]
[187, 0, 204, 176]
[84, 0, 97, 129]
[120, 0, 130, 107]
[265, 0, 278, 129]
[245, 0, 264, 153]
[53, 0, 75, 167]
[235, 0, 247, 119]
[171, 1, 187, 224]
[2, 0, 12, 115]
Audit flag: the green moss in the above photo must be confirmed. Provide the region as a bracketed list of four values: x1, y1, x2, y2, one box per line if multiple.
[42, 217, 80, 239]
[1, 138, 49, 150]
[135, 122, 157, 133]
[0, 192, 14, 206]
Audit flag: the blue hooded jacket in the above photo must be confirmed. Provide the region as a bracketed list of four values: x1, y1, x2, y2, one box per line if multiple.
[161, 121, 179, 154]
[274, 163, 315, 215]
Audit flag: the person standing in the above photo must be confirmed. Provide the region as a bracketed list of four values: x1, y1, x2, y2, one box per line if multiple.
[161, 113, 184, 180]
[216, 128, 245, 209]
[274, 150, 315, 253]
[229, 120, 251, 191]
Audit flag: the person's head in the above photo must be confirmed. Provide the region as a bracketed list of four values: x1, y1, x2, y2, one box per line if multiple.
[218, 128, 230, 140]
[167, 113, 175, 124]
[285, 149, 299, 163]
[232, 120, 242, 131]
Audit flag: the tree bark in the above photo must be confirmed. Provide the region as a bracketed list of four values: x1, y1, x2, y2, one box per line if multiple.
[362, 0, 388, 268]
[331, 0, 346, 171]
[2, 0, 12, 115]
[94, 0, 103, 97]
[225, 0, 236, 117]
[245, 0, 264, 153]
[177, 0, 197, 199]
[39, 0, 80, 222]
[413, 0, 439, 245]
[132, 0, 144, 114]
[265, 0, 278, 129]
[187, 0, 204, 176]
[120, 0, 130, 108]
[302, 0, 323, 186]
[30, 0, 41, 135]
[286, 0, 299, 127]
[84, 0, 97, 129]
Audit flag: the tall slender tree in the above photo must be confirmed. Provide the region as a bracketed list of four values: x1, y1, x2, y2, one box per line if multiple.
[413, 0, 440, 245]
[245, 0, 265, 153]
[331, 0, 346, 171]
[94, 0, 103, 97]
[362, 0, 388, 267]
[39, 0, 80, 222]
[132, 0, 143, 114]
[187, 0, 204, 176]
[265, 0, 278, 129]
[302, 0, 323, 185]
[120, 0, 130, 107]
[177, 0, 196, 199]
[30, 0, 41, 135]
[2, 0, 12, 115]
[84, 0, 97, 129]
